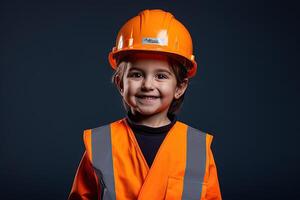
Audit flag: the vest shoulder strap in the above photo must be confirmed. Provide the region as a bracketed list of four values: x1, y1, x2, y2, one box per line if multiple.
[83, 123, 112, 162]
[187, 125, 214, 147]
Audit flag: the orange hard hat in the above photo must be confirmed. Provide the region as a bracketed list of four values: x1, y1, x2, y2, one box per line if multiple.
[108, 9, 197, 78]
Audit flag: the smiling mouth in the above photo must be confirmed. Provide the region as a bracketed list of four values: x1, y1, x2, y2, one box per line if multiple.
[136, 95, 160, 99]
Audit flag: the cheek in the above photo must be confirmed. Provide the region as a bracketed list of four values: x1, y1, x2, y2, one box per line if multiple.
[160, 83, 177, 97]
[123, 80, 139, 95]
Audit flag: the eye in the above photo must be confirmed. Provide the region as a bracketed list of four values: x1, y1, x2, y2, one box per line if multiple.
[156, 73, 168, 79]
[128, 72, 143, 78]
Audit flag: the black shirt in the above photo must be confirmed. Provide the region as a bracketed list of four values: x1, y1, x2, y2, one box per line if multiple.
[126, 111, 177, 168]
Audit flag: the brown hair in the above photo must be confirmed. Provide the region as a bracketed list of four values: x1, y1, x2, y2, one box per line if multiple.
[111, 56, 188, 115]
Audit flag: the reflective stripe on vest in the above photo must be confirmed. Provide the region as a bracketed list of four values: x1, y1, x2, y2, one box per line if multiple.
[90, 123, 206, 200]
[182, 126, 206, 200]
[91, 125, 116, 200]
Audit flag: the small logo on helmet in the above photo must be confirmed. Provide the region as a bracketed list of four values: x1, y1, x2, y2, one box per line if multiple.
[142, 37, 166, 45]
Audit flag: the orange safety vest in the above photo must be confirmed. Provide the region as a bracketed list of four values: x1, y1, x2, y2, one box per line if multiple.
[68, 118, 222, 200]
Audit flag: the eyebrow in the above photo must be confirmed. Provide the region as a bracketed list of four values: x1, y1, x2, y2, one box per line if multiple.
[128, 67, 142, 72]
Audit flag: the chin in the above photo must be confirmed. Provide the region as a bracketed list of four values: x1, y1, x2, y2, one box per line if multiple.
[137, 110, 158, 116]
[133, 107, 160, 116]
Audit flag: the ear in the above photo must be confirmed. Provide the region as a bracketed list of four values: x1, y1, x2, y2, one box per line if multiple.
[174, 78, 189, 99]
[119, 87, 124, 96]
[115, 75, 124, 96]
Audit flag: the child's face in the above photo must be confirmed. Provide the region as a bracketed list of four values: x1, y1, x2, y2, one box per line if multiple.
[120, 56, 188, 117]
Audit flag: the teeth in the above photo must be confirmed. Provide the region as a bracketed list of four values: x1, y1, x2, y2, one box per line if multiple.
[139, 96, 157, 99]
[142, 97, 155, 99]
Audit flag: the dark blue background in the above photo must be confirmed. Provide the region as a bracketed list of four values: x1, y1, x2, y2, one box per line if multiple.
[1, 0, 299, 199]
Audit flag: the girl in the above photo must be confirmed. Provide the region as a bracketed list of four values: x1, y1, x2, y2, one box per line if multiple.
[68, 9, 222, 200]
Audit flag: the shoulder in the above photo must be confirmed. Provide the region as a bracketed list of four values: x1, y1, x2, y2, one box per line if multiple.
[83, 118, 125, 139]
[177, 121, 214, 147]
[82, 118, 125, 160]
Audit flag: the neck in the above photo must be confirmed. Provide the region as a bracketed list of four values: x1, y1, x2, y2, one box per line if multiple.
[129, 109, 171, 127]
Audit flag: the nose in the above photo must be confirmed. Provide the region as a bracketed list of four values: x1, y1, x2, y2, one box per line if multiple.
[141, 75, 154, 90]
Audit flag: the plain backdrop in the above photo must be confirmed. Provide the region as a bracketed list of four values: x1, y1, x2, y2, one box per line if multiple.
[1, 0, 299, 199]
